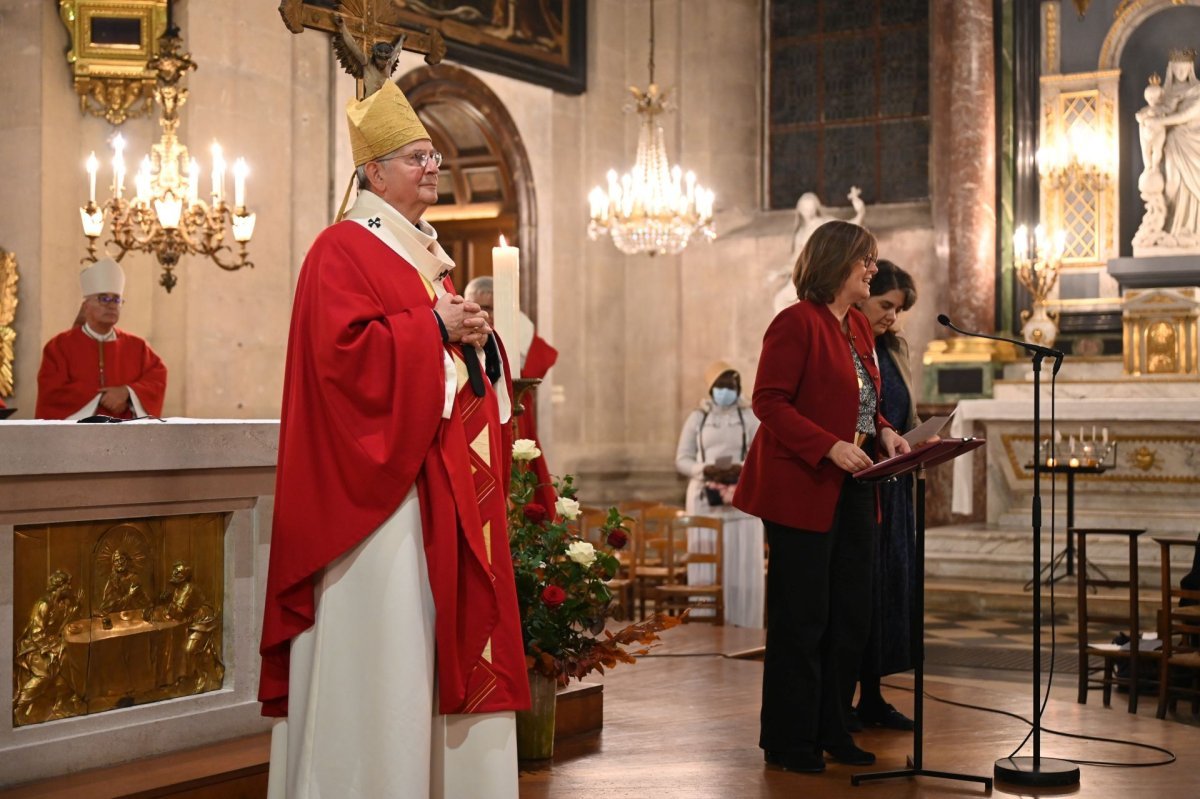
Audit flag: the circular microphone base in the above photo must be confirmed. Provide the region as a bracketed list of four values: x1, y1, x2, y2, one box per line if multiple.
[994, 756, 1080, 787]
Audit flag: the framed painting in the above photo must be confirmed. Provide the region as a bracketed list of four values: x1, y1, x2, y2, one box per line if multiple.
[282, 0, 587, 95]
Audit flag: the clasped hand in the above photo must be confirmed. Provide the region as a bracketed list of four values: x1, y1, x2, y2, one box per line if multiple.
[435, 294, 491, 348]
[98, 385, 131, 414]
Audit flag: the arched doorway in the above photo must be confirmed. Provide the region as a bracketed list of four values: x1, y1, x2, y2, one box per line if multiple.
[396, 65, 538, 321]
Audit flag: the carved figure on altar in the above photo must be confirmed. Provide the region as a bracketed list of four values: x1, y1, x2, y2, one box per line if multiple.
[1134, 49, 1200, 254]
[98, 548, 151, 615]
[770, 187, 866, 313]
[13, 571, 84, 726]
[148, 561, 224, 693]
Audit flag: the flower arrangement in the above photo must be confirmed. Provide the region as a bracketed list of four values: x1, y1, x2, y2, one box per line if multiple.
[508, 439, 682, 685]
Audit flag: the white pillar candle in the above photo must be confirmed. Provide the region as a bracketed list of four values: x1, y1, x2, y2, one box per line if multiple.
[491, 235, 520, 369]
[211, 142, 225, 201]
[86, 152, 98, 204]
[1102, 427, 1108, 444]
[233, 158, 248, 208]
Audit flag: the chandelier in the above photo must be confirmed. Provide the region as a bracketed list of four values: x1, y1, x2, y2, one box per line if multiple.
[586, 0, 715, 256]
[79, 24, 255, 293]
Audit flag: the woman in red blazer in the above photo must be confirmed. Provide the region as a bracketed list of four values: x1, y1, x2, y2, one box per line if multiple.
[733, 220, 909, 774]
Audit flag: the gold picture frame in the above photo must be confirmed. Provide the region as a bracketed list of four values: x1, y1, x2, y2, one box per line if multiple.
[0, 249, 17, 400]
[59, 0, 168, 125]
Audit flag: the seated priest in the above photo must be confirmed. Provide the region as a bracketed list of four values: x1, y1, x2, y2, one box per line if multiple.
[35, 258, 167, 420]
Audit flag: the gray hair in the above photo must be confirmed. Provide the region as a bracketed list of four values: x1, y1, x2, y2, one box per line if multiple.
[464, 276, 493, 300]
[355, 164, 372, 193]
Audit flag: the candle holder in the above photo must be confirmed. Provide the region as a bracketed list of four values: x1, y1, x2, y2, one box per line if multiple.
[511, 377, 541, 434]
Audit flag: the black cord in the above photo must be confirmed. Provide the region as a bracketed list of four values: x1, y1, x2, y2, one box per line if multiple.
[884, 681, 1177, 768]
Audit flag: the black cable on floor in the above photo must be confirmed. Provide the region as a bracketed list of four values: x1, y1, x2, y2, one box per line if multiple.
[883, 680, 1177, 768]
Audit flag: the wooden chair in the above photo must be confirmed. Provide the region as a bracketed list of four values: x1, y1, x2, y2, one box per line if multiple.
[1154, 536, 1200, 719]
[1073, 528, 1152, 711]
[633, 504, 686, 618]
[655, 514, 724, 625]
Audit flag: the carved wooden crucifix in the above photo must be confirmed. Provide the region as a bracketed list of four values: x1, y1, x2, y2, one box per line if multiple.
[278, 1, 446, 98]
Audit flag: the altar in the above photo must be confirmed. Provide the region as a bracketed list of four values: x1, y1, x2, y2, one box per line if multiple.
[0, 419, 278, 788]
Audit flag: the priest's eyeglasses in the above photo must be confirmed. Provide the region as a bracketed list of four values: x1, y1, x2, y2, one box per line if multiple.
[380, 150, 443, 169]
[94, 294, 124, 306]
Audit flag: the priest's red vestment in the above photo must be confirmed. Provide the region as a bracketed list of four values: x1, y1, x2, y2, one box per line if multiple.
[259, 220, 529, 719]
[35, 326, 167, 419]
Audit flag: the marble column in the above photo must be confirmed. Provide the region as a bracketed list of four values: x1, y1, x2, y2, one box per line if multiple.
[931, 0, 996, 334]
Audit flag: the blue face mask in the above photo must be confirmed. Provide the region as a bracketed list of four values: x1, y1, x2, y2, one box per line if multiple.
[711, 387, 739, 407]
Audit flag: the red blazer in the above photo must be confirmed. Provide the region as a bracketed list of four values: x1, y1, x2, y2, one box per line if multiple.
[732, 300, 891, 532]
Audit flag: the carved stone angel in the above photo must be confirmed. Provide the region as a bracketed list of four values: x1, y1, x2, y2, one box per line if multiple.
[333, 12, 407, 97]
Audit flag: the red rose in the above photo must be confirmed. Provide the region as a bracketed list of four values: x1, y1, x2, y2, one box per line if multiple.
[541, 584, 566, 608]
[523, 503, 548, 524]
[606, 528, 629, 549]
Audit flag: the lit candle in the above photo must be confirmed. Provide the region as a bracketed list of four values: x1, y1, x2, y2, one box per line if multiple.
[491, 234, 520, 368]
[112, 134, 126, 199]
[86, 152, 99, 204]
[135, 157, 152, 204]
[211, 142, 225, 201]
[1070, 435, 1076, 455]
[1014, 225, 1028, 261]
[1102, 427, 1108, 444]
[1068, 457, 1081, 468]
[233, 158, 248, 209]
[1091, 425, 1096, 442]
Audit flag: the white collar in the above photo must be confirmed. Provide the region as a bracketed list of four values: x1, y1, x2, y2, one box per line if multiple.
[82, 323, 117, 343]
[345, 191, 455, 285]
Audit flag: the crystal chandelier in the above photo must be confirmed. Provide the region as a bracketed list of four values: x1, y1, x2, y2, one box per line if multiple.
[587, 0, 715, 257]
[79, 24, 255, 293]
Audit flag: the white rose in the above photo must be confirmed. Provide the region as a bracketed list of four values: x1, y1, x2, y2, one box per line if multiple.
[556, 497, 581, 520]
[512, 439, 542, 461]
[566, 540, 596, 567]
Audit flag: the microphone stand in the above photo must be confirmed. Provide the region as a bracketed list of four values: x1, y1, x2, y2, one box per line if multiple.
[938, 316, 1079, 788]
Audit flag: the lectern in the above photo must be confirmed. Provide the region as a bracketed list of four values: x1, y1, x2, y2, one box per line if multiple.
[850, 438, 993, 791]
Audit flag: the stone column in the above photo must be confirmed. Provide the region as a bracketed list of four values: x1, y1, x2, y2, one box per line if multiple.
[930, 0, 996, 334]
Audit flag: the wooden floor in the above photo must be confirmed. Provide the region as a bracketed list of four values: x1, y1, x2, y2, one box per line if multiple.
[519, 624, 1197, 799]
[5, 624, 1196, 798]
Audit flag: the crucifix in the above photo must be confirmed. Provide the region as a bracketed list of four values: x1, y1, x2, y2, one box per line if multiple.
[278, 0, 446, 99]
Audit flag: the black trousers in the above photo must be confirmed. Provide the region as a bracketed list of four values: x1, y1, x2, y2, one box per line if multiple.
[759, 478, 876, 753]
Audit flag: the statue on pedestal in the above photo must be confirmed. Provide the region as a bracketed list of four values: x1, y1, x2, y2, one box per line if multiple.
[769, 187, 866, 313]
[1134, 49, 1200, 255]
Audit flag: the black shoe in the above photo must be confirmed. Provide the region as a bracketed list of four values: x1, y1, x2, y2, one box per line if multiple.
[846, 707, 863, 733]
[824, 742, 876, 766]
[764, 748, 826, 773]
[858, 702, 915, 732]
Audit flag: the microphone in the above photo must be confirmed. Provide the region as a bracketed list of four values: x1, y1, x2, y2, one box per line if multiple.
[937, 314, 1064, 375]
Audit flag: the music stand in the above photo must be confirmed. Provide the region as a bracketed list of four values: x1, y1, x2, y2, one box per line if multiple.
[850, 438, 993, 791]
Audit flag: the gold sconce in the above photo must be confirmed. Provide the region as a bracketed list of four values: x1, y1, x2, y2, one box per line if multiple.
[59, 0, 169, 125]
[79, 25, 256, 292]
[0, 249, 17, 400]
[1014, 224, 1066, 347]
[1037, 122, 1115, 192]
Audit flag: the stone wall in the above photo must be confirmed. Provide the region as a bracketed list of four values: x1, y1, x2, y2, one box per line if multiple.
[0, 1, 950, 503]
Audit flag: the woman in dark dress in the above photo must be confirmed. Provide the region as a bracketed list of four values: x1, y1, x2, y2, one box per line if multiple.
[853, 260, 919, 730]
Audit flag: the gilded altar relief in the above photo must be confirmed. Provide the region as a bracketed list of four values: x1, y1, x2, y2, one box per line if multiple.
[12, 514, 226, 727]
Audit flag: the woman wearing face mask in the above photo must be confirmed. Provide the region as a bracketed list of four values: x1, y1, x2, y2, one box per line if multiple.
[674, 361, 764, 628]
[851, 259, 920, 733]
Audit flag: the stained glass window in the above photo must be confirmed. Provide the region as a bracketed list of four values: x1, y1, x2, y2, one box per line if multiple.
[767, 0, 930, 209]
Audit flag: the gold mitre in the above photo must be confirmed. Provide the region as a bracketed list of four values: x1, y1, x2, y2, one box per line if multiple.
[1169, 47, 1197, 63]
[346, 81, 430, 167]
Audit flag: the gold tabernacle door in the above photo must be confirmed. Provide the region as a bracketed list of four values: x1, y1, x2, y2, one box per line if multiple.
[12, 513, 226, 727]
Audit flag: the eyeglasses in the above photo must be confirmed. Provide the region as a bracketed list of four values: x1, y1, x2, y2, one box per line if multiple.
[94, 294, 124, 306]
[379, 150, 443, 169]
[860, 255, 878, 269]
